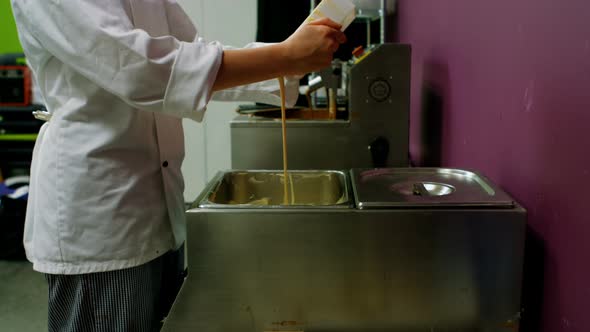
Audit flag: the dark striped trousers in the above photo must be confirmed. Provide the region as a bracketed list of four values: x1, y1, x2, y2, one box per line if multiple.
[45, 248, 184, 332]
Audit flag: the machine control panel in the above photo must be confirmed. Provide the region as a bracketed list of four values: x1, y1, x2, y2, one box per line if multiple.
[369, 78, 391, 102]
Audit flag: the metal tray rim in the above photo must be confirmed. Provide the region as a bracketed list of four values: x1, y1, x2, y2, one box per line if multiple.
[197, 169, 352, 209]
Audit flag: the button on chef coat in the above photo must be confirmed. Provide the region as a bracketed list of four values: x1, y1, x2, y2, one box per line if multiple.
[11, 0, 298, 275]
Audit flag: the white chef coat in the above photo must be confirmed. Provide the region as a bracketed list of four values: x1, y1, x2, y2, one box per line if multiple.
[11, 0, 298, 275]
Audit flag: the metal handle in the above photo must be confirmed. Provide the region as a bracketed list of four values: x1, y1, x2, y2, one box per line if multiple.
[310, 0, 317, 13]
[380, 0, 387, 43]
[32, 110, 52, 122]
[412, 182, 428, 196]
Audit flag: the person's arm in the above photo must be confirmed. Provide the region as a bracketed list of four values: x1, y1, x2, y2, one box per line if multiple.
[13, 0, 344, 120]
[13, 0, 222, 120]
[212, 18, 346, 92]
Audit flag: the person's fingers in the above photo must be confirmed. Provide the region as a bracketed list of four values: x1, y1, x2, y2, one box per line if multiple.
[307, 17, 342, 31]
[319, 56, 332, 69]
[334, 31, 347, 44]
[329, 40, 339, 53]
[324, 28, 347, 44]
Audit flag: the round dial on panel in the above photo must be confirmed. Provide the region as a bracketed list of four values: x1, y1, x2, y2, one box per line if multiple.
[369, 79, 391, 102]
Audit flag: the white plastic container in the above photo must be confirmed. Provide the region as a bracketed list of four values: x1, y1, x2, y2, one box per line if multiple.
[304, 0, 357, 31]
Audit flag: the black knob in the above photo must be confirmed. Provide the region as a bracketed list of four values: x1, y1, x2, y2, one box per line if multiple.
[369, 137, 389, 168]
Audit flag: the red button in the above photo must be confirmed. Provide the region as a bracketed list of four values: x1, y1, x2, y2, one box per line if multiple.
[352, 45, 364, 58]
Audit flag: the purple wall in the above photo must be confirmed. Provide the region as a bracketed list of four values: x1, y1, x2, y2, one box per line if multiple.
[396, 0, 590, 331]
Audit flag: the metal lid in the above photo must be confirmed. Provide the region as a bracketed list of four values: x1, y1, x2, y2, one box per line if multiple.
[351, 168, 514, 209]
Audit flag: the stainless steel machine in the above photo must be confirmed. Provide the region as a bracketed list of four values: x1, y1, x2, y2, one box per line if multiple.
[231, 0, 410, 170]
[165, 3, 525, 331]
[163, 168, 525, 332]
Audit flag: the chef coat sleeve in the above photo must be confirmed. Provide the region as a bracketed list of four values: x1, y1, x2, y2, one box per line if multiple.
[211, 42, 301, 108]
[15, 0, 222, 122]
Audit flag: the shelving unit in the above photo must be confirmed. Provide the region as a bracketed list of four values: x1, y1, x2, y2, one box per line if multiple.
[0, 105, 44, 177]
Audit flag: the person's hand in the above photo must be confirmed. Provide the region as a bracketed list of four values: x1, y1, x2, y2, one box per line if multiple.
[279, 18, 347, 76]
[212, 18, 346, 91]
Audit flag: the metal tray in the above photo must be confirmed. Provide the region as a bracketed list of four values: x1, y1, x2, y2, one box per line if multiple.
[351, 168, 514, 209]
[199, 170, 351, 209]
